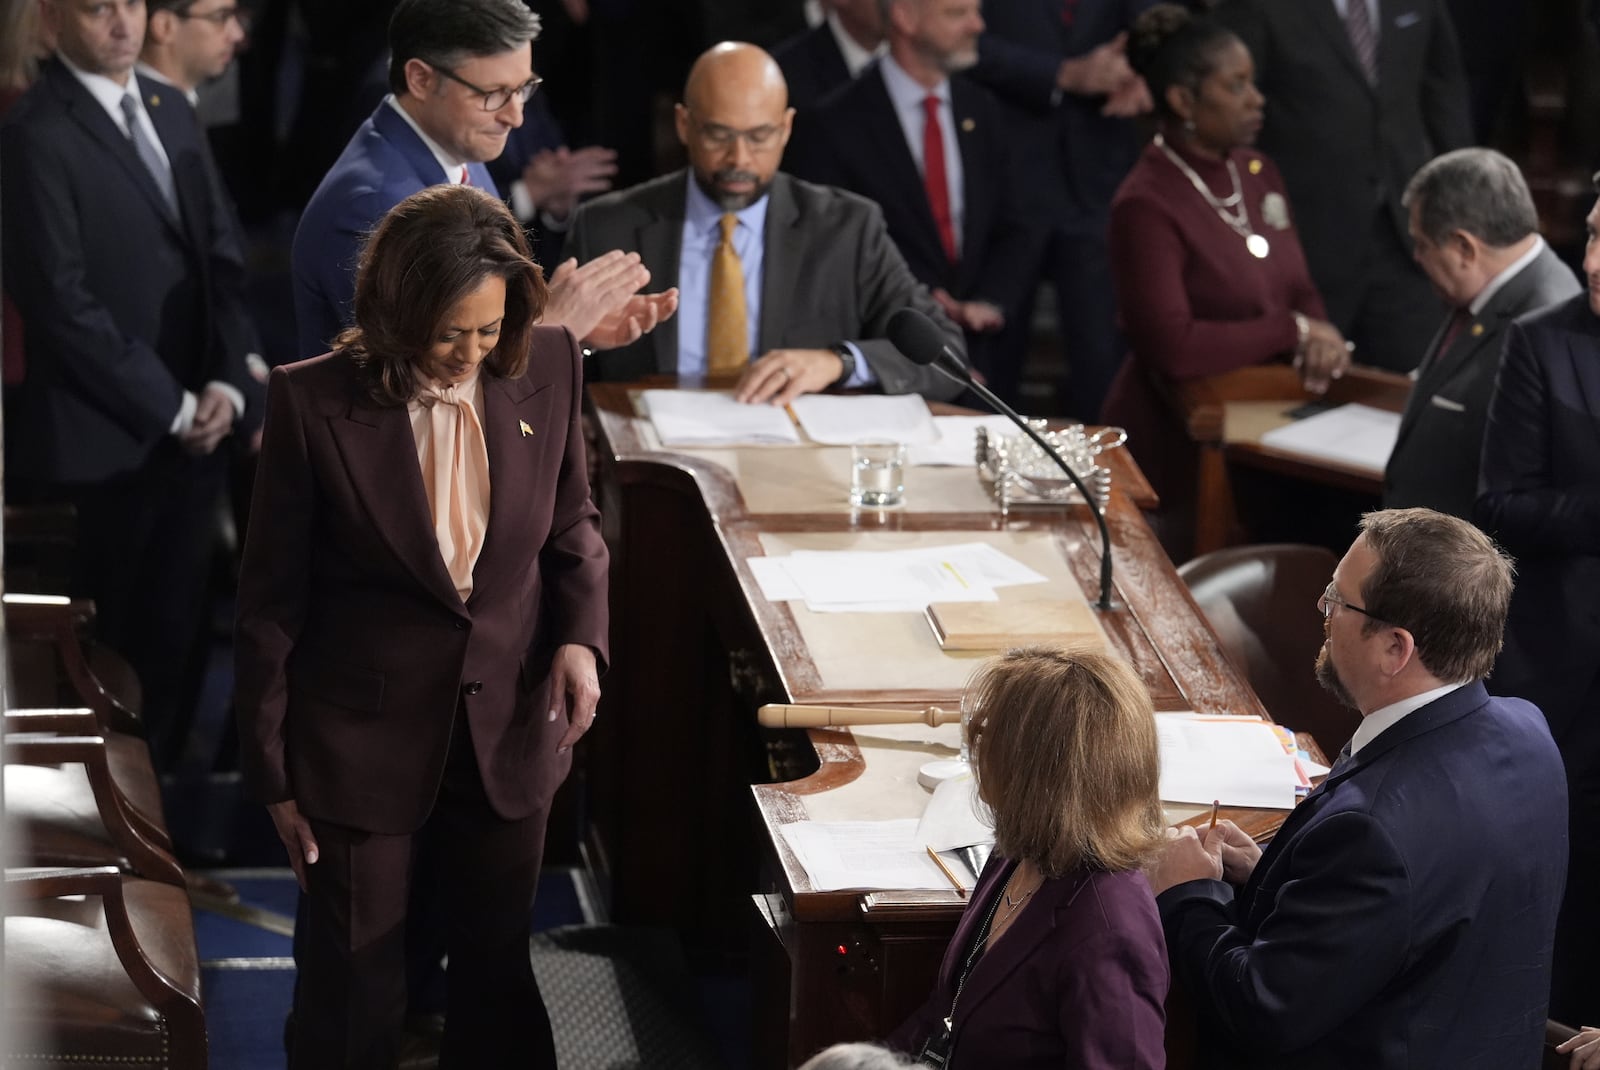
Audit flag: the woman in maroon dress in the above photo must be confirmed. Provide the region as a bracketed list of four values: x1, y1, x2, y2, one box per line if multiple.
[1102, 5, 1348, 529]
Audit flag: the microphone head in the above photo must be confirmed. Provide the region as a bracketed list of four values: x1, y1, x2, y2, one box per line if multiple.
[886, 307, 950, 368]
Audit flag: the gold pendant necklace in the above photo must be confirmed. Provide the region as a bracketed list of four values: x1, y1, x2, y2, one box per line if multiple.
[1155, 133, 1270, 260]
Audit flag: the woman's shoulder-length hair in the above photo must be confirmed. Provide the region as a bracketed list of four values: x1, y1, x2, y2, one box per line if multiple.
[966, 646, 1165, 879]
[335, 183, 549, 406]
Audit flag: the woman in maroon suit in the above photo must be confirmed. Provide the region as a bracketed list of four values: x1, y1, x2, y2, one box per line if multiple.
[889, 648, 1170, 1069]
[236, 184, 608, 1068]
[1102, 5, 1348, 514]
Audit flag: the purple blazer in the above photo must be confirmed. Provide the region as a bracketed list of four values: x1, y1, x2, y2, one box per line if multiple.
[890, 856, 1169, 1068]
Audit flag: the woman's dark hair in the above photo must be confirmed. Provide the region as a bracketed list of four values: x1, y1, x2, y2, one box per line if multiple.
[1128, 4, 1240, 121]
[336, 184, 548, 405]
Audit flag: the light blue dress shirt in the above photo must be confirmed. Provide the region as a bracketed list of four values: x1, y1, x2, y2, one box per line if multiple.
[676, 177, 874, 385]
[878, 53, 964, 258]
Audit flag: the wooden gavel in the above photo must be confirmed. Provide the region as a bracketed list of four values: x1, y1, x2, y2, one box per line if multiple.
[757, 703, 961, 728]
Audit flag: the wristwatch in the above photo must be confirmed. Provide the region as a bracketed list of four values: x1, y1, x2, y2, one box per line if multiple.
[831, 343, 857, 389]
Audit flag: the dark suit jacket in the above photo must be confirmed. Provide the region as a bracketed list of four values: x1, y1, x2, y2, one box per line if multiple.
[291, 102, 497, 360]
[565, 170, 967, 399]
[0, 59, 264, 483]
[1159, 683, 1567, 1070]
[1214, 0, 1471, 307]
[1384, 245, 1579, 518]
[785, 64, 1041, 317]
[234, 328, 609, 834]
[889, 858, 1168, 1068]
[773, 21, 852, 112]
[1476, 295, 1600, 745]
[972, 0, 1160, 232]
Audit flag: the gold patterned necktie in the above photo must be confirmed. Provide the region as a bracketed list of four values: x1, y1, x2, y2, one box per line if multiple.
[706, 212, 750, 375]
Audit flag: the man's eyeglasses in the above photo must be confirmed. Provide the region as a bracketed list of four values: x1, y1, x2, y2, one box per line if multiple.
[1318, 581, 1379, 622]
[436, 67, 543, 111]
[687, 116, 785, 153]
[176, 5, 250, 29]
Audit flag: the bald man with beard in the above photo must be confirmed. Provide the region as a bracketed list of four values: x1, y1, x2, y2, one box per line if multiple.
[568, 41, 967, 404]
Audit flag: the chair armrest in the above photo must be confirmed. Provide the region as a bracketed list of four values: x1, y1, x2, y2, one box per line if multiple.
[4, 598, 142, 735]
[5, 733, 185, 886]
[3, 865, 203, 1025]
[4, 707, 100, 734]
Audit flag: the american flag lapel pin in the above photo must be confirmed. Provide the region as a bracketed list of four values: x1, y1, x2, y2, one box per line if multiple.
[519, 419, 534, 437]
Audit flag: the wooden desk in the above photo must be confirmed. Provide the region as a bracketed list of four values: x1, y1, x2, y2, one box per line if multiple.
[584, 382, 1290, 1067]
[1166, 364, 1411, 553]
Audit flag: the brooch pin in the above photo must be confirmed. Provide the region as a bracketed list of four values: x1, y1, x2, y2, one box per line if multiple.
[960, 118, 976, 133]
[520, 419, 534, 437]
[1261, 192, 1290, 231]
[149, 94, 161, 107]
[1248, 158, 1262, 175]
[1470, 324, 1484, 337]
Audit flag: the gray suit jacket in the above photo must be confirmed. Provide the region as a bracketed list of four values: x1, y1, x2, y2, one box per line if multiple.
[566, 170, 966, 400]
[1384, 245, 1579, 518]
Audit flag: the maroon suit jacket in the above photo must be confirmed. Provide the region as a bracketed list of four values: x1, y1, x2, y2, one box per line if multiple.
[889, 857, 1169, 1068]
[235, 327, 609, 834]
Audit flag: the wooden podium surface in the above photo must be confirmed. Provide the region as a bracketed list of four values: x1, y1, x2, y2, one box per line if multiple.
[584, 381, 1301, 1067]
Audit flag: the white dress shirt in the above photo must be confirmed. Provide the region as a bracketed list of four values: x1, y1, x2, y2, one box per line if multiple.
[1349, 682, 1464, 756]
[1470, 236, 1546, 317]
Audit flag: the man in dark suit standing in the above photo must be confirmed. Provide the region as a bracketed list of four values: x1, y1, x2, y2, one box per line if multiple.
[786, 0, 1042, 393]
[1477, 177, 1600, 1024]
[1384, 148, 1579, 519]
[970, 0, 1155, 415]
[1151, 507, 1568, 1069]
[291, 0, 676, 361]
[568, 41, 967, 404]
[773, 0, 884, 111]
[2, 0, 265, 763]
[1214, 0, 1473, 372]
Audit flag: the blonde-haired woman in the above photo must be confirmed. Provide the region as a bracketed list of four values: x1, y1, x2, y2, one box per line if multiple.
[889, 647, 1169, 1068]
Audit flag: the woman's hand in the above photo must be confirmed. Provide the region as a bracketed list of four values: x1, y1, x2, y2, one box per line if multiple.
[1558, 1027, 1600, 1069]
[549, 643, 601, 754]
[267, 799, 320, 892]
[1296, 317, 1351, 394]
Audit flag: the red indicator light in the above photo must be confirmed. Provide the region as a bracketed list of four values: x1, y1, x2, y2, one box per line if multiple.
[836, 944, 849, 956]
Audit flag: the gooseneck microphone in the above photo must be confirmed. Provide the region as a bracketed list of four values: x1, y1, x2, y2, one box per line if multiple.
[887, 308, 1115, 611]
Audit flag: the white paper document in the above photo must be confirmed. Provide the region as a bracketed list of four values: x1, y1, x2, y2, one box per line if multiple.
[780, 819, 952, 891]
[1157, 714, 1298, 810]
[916, 773, 995, 852]
[1258, 403, 1400, 475]
[747, 542, 1048, 612]
[789, 394, 940, 445]
[641, 390, 802, 446]
[907, 415, 1019, 467]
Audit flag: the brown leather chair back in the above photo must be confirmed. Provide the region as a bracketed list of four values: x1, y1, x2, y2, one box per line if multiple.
[1178, 544, 1360, 758]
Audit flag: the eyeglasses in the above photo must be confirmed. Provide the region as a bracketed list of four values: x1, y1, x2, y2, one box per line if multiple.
[176, 4, 250, 29]
[435, 67, 543, 111]
[687, 115, 786, 153]
[1318, 581, 1379, 621]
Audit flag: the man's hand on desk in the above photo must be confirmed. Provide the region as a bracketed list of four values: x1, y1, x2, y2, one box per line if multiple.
[933, 288, 1005, 333]
[1146, 824, 1223, 895]
[734, 348, 844, 406]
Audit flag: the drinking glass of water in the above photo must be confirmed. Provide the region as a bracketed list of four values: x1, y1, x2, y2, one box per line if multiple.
[849, 441, 907, 508]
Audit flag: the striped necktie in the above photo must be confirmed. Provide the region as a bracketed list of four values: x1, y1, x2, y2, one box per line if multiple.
[1343, 0, 1379, 85]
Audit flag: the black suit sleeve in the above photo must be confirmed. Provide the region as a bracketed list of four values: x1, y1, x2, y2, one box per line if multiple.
[1475, 321, 1600, 555]
[972, 105, 1049, 315]
[850, 201, 968, 401]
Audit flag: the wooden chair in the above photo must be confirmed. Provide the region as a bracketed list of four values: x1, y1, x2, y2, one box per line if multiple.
[4, 866, 207, 1069]
[1178, 543, 1361, 758]
[1155, 364, 1411, 555]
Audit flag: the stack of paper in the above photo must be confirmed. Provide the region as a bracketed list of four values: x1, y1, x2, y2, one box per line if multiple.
[1258, 403, 1400, 475]
[641, 390, 801, 446]
[1156, 713, 1300, 810]
[746, 542, 1048, 613]
[790, 394, 940, 445]
[780, 819, 953, 891]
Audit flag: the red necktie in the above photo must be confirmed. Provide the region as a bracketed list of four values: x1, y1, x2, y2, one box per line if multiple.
[460, 165, 471, 186]
[922, 95, 957, 263]
[1422, 308, 1471, 376]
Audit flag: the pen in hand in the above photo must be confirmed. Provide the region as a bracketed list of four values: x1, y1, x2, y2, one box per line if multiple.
[1207, 799, 1220, 837]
